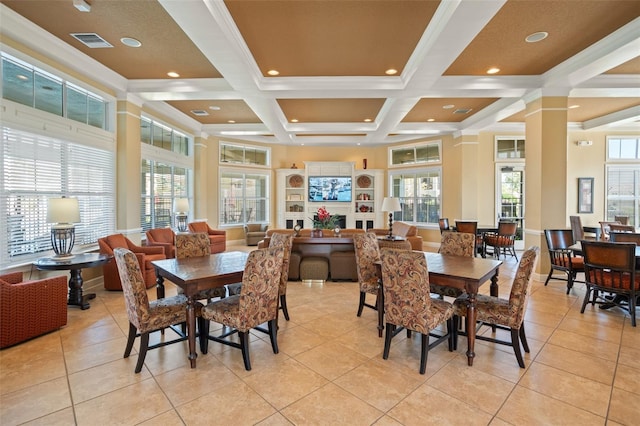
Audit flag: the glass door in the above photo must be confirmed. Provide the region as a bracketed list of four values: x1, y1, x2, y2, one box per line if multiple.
[496, 164, 525, 249]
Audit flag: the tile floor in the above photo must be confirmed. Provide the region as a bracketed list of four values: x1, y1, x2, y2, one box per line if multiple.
[1, 246, 639, 425]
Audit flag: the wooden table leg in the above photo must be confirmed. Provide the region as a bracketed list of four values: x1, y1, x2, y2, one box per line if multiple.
[377, 283, 384, 338]
[186, 298, 197, 368]
[466, 290, 477, 366]
[155, 269, 165, 299]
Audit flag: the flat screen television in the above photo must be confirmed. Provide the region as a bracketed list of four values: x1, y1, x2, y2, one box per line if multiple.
[308, 176, 352, 202]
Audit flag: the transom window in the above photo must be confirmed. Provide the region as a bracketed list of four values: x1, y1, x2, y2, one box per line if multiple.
[220, 142, 270, 166]
[389, 141, 441, 166]
[140, 117, 189, 156]
[608, 136, 640, 160]
[495, 137, 525, 160]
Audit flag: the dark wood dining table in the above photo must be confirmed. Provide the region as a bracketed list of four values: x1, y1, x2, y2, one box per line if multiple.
[152, 250, 249, 368]
[377, 252, 502, 366]
[569, 241, 640, 258]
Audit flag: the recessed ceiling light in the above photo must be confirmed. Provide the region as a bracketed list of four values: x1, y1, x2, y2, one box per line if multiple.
[487, 67, 500, 74]
[120, 37, 141, 48]
[228, 120, 236, 123]
[209, 106, 221, 111]
[569, 104, 580, 109]
[427, 118, 435, 122]
[357, 143, 361, 146]
[364, 118, 372, 122]
[442, 104, 455, 109]
[291, 119, 298, 123]
[385, 68, 398, 75]
[16, 74, 28, 81]
[525, 31, 549, 43]
[167, 71, 180, 78]
[267, 69, 279, 76]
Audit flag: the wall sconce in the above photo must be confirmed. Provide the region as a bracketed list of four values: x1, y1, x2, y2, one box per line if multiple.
[174, 198, 190, 232]
[47, 197, 80, 259]
[576, 140, 593, 147]
[381, 197, 401, 239]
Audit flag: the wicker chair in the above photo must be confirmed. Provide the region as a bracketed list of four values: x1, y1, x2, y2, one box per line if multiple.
[199, 247, 284, 371]
[543, 229, 584, 294]
[431, 231, 475, 298]
[379, 248, 454, 374]
[0, 272, 68, 348]
[453, 246, 540, 368]
[114, 247, 204, 373]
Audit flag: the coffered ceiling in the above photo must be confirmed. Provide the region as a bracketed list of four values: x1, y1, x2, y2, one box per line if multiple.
[1, 0, 639, 146]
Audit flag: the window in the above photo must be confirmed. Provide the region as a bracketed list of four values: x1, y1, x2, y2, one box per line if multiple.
[389, 169, 441, 225]
[608, 137, 640, 160]
[495, 137, 525, 160]
[140, 160, 190, 232]
[1, 127, 115, 268]
[220, 142, 270, 166]
[219, 170, 269, 225]
[389, 141, 441, 166]
[140, 117, 189, 156]
[1, 52, 108, 130]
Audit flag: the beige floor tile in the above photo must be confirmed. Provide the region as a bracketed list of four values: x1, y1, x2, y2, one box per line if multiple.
[63, 336, 130, 374]
[177, 380, 276, 425]
[387, 383, 493, 426]
[294, 340, 370, 380]
[427, 361, 516, 415]
[137, 409, 185, 425]
[618, 343, 640, 369]
[0, 377, 71, 426]
[608, 387, 640, 425]
[276, 323, 328, 356]
[74, 378, 173, 425]
[547, 328, 619, 362]
[534, 343, 616, 385]
[372, 415, 404, 426]
[60, 320, 126, 351]
[613, 363, 640, 395]
[255, 412, 295, 426]
[281, 382, 384, 425]
[518, 362, 611, 417]
[334, 324, 386, 358]
[0, 348, 66, 395]
[334, 358, 424, 411]
[557, 316, 623, 344]
[243, 357, 328, 409]
[620, 324, 640, 348]
[497, 386, 605, 425]
[22, 407, 76, 426]
[300, 313, 363, 338]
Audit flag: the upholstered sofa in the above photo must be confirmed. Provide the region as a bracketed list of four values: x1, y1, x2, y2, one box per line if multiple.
[98, 234, 166, 290]
[187, 222, 226, 253]
[258, 228, 365, 281]
[244, 223, 268, 246]
[368, 221, 423, 250]
[1, 272, 68, 348]
[145, 227, 176, 258]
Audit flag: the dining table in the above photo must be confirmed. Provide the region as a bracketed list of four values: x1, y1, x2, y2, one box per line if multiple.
[152, 250, 249, 368]
[376, 252, 502, 366]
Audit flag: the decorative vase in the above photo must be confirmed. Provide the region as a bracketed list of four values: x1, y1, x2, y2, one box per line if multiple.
[311, 229, 323, 238]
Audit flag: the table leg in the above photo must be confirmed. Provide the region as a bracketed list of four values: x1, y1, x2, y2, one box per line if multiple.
[68, 269, 94, 310]
[465, 290, 477, 366]
[377, 283, 384, 338]
[490, 269, 500, 332]
[186, 298, 197, 368]
[155, 269, 165, 299]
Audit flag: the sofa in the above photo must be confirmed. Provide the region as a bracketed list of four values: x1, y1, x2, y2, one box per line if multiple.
[145, 227, 176, 258]
[187, 222, 226, 253]
[368, 221, 423, 250]
[1, 272, 68, 348]
[98, 234, 166, 290]
[258, 228, 365, 281]
[244, 223, 268, 246]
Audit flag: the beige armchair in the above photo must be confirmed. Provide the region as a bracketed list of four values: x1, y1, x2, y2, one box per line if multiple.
[244, 223, 268, 246]
[367, 221, 423, 250]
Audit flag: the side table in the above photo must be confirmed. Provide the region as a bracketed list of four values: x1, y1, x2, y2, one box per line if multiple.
[33, 253, 112, 310]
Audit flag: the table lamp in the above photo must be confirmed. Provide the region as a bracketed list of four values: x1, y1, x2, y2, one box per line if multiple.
[174, 198, 190, 232]
[381, 197, 401, 239]
[47, 197, 80, 259]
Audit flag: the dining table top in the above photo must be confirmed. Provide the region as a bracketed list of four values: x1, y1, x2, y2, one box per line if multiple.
[151, 250, 249, 287]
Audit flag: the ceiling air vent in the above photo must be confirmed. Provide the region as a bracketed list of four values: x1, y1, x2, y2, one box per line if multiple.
[70, 33, 113, 48]
[453, 108, 472, 114]
[191, 110, 209, 116]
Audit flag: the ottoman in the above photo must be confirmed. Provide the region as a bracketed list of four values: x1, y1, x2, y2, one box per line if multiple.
[329, 251, 358, 281]
[300, 256, 329, 281]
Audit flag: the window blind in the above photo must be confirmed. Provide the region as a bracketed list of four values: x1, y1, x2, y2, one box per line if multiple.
[1, 127, 115, 267]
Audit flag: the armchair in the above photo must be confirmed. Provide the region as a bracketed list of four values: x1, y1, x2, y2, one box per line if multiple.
[367, 221, 423, 250]
[1, 272, 68, 348]
[244, 223, 268, 246]
[187, 222, 226, 253]
[98, 234, 166, 290]
[145, 228, 176, 258]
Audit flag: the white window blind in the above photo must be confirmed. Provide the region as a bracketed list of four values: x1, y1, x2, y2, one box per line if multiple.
[1, 127, 115, 267]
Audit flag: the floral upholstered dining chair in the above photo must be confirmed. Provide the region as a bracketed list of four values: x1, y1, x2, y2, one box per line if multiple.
[199, 247, 284, 371]
[175, 232, 226, 301]
[431, 231, 475, 298]
[353, 232, 382, 318]
[380, 248, 454, 374]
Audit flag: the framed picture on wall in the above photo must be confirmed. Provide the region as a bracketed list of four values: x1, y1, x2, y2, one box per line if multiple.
[578, 177, 594, 213]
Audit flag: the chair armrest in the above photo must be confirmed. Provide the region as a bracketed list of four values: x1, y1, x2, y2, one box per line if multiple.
[127, 240, 165, 255]
[208, 229, 226, 237]
[0, 272, 23, 284]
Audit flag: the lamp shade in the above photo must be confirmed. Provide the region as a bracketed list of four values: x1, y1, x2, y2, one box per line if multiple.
[381, 197, 401, 213]
[47, 197, 80, 224]
[174, 198, 190, 214]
